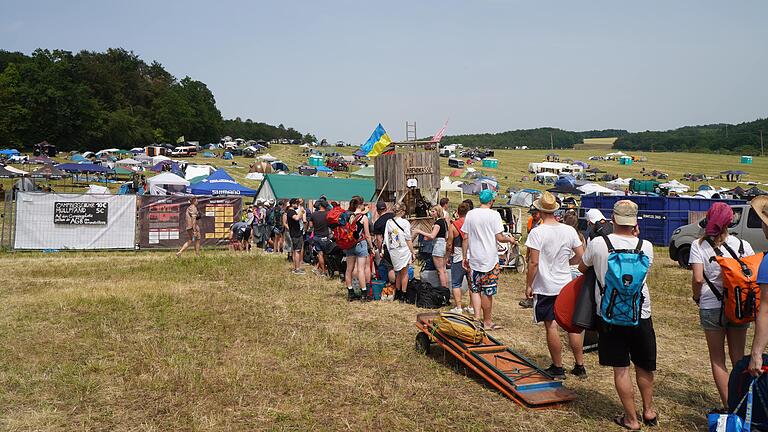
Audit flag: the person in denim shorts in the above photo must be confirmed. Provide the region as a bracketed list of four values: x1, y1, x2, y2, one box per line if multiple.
[344, 197, 372, 301]
[690, 202, 754, 411]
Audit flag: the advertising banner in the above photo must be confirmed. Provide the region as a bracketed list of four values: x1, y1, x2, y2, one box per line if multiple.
[138, 196, 242, 248]
[14, 192, 137, 250]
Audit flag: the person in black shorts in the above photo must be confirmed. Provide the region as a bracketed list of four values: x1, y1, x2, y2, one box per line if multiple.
[372, 201, 395, 283]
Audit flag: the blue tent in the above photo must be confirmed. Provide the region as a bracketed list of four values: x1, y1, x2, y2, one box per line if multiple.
[150, 161, 181, 173]
[203, 151, 215, 158]
[223, 151, 233, 160]
[56, 163, 114, 174]
[0, 149, 20, 156]
[316, 165, 333, 173]
[186, 168, 256, 196]
[71, 154, 87, 162]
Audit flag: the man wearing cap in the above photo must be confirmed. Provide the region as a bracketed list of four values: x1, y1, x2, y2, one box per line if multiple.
[525, 191, 585, 379]
[579, 200, 657, 430]
[584, 208, 613, 245]
[461, 189, 514, 330]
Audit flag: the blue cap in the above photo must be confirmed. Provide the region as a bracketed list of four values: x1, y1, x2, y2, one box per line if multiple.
[479, 189, 497, 204]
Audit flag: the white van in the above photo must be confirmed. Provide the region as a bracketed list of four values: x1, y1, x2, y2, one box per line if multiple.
[171, 146, 197, 157]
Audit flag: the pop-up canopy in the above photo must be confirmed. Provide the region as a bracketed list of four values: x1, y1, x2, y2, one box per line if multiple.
[187, 169, 256, 196]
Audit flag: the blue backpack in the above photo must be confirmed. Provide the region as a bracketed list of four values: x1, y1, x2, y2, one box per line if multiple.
[597, 235, 650, 327]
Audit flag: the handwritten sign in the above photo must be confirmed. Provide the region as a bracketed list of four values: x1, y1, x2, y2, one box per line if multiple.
[54, 202, 109, 225]
[405, 166, 433, 175]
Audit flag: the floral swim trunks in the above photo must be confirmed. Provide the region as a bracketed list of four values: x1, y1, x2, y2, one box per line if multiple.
[470, 264, 500, 296]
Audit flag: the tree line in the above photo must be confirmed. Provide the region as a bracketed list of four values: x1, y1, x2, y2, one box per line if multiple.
[438, 128, 629, 149]
[0, 48, 309, 152]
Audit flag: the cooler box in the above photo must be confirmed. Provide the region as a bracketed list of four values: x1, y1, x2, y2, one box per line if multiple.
[482, 158, 498, 168]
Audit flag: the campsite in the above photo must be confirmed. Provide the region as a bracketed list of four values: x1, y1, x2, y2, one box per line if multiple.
[2, 142, 768, 430]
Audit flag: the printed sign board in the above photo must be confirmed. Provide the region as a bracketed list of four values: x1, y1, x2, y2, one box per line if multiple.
[53, 202, 109, 225]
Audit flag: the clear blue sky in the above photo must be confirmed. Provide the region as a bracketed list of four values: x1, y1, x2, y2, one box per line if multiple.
[2, 0, 767, 143]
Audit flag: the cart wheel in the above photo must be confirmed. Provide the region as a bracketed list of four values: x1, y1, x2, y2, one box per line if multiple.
[415, 332, 431, 355]
[513, 255, 526, 273]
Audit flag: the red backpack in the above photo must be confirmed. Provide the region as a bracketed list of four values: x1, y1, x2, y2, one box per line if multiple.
[326, 206, 347, 227]
[333, 213, 362, 250]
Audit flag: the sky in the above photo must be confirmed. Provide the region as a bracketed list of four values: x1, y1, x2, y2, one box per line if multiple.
[2, 0, 767, 143]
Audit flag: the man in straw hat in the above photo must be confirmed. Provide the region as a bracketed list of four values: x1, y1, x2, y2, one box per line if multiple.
[579, 200, 657, 430]
[749, 196, 768, 376]
[525, 191, 585, 380]
[461, 189, 514, 330]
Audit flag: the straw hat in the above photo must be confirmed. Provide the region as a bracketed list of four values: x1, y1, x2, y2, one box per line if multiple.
[532, 191, 560, 213]
[750, 195, 768, 227]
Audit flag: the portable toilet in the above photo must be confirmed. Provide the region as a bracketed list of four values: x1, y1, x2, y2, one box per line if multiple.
[308, 155, 324, 166]
[619, 156, 633, 165]
[482, 158, 499, 168]
[741, 155, 753, 164]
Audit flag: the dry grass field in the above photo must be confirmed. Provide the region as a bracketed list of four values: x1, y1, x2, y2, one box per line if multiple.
[0, 246, 755, 431]
[1, 147, 767, 430]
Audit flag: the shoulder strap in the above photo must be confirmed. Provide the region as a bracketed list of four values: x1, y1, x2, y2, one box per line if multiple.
[601, 235, 615, 253]
[705, 237, 724, 257]
[722, 241, 740, 259]
[703, 274, 724, 301]
[634, 238, 644, 253]
[739, 239, 745, 256]
[391, 218, 405, 232]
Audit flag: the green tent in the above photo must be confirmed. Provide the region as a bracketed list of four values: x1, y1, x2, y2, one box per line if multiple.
[112, 166, 135, 176]
[350, 165, 374, 178]
[256, 174, 375, 202]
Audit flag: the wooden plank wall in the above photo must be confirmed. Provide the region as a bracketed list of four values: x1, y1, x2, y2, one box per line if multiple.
[375, 152, 440, 195]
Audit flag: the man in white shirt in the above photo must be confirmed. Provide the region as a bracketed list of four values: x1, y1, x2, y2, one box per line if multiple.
[579, 200, 657, 431]
[525, 191, 585, 379]
[462, 189, 514, 330]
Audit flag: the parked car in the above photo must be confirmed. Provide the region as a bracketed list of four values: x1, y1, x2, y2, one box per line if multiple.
[669, 204, 768, 267]
[326, 159, 349, 171]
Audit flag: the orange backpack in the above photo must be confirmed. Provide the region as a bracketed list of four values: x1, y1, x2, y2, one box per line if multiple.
[703, 239, 763, 325]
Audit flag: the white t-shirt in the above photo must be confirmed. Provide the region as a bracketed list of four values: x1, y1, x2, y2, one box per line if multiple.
[582, 234, 654, 319]
[689, 236, 754, 310]
[461, 208, 504, 273]
[525, 223, 582, 296]
[384, 217, 412, 251]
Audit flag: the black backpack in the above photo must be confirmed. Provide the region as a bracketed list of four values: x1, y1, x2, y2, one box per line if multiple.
[407, 279, 450, 309]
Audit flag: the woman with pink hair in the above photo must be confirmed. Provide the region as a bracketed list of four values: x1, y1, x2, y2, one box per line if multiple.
[689, 202, 755, 412]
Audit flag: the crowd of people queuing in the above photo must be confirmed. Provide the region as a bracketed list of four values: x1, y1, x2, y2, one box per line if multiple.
[174, 188, 768, 429]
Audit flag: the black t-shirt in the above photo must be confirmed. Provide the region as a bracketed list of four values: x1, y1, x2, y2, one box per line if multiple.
[373, 212, 395, 236]
[310, 210, 329, 238]
[435, 219, 448, 239]
[286, 208, 302, 238]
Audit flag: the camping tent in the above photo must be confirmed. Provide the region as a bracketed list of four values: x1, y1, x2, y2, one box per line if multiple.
[223, 151, 233, 160]
[507, 189, 540, 207]
[71, 154, 88, 162]
[271, 161, 289, 172]
[606, 177, 632, 190]
[255, 174, 374, 202]
[460, 177, 498, 195]
[95, 148, 120, 156]
[151, 155, 171, 165]
[115, 158, 141, 166]
[534, 172, 558, 184]
[350, 165, 374, 178]
[185, 164, 216, 181]
[0, 149, 20, 156]
[203, 151, 216, 158]
[30, 155, 55, 164]
[316, 165, 333, 174]
[439, 176, 464, 199]
[187, 169, 256, 197]
[258, 153, 278, 162]
[147, 172, 189, 195]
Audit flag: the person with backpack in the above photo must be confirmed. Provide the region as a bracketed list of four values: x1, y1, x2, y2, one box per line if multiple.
[271, 200, 285, 255]
[746, 196, 768, 377]
[579, 200, 657, 431]
[384, 203, 416, 299]
[525, 191, 585, 380]
[690, 202, 755, 411]
[339, 197, 372, 301]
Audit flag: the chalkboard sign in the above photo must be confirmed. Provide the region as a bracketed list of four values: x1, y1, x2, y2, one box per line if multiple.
[54, 202, 109, 225]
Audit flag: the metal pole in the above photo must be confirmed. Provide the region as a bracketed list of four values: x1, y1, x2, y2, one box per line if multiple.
[761, 130, 764, 157]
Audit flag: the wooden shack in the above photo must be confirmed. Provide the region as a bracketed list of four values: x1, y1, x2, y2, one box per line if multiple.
[374, 142, 441, 213]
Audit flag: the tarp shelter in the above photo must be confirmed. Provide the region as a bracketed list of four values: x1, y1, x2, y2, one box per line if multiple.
[578, 183, 622, 196]
[316, 165, 333, 174]
[86, 184, 111, 194]
[659, 180, 690, 193]
[0, 165, 20, 178]
[187, 168, 256, 197]
[112, 166, 134, 176]
[115, 158, 141, 166]
[146, 172, 189, 195]
[8, 155, 28, 163]
[30, 164, 69, 179]
[0, 149, 20, 156]
[185, 164, 215, 181]
[4, 165, 28, 175]
[507, 189, 540, 207]
[350, 165, 374, 178]
[71, 154, 87, 162]
[56, 163, 114, 174]
[255, 174, 375, 202]
[439, 176, 464, 199]
[258, 153, 278, 162]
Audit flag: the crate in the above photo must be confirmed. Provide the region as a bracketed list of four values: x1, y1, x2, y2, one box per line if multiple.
[580, 195, 746, 246]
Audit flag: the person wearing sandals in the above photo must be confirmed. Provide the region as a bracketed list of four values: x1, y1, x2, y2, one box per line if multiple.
[525, 191, 585, 380]
[384, 204, 416, 298]
[413, 205, 453, 294]
[690, 202, 753, 412]
[448, 202, 472, 314]
[461, 189, 513, 330]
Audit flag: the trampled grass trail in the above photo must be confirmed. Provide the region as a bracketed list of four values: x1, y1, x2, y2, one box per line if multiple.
[0, 248, 736, 431]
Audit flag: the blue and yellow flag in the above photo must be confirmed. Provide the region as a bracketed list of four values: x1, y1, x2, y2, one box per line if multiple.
[360, 123, 392, 158]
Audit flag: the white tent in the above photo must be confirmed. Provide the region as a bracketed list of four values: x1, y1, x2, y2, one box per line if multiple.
[606, 177, 632, 190]
[151, 155, 171, 165]
[578, 183, 623, 195]
[258, 153, 278, 162]
[86, 184, 111, 194]
[439, 176, 464, 199]
[245, 172, 264, 181]
[507, 189, 539, 207]
[659, 180, 690, 193]
[606, 151, 626, 157]
[185, 164, 216, 180]
[115, 158, 141, 166]
[147, 172, 190, 195]
[96, 148, 120, 156]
